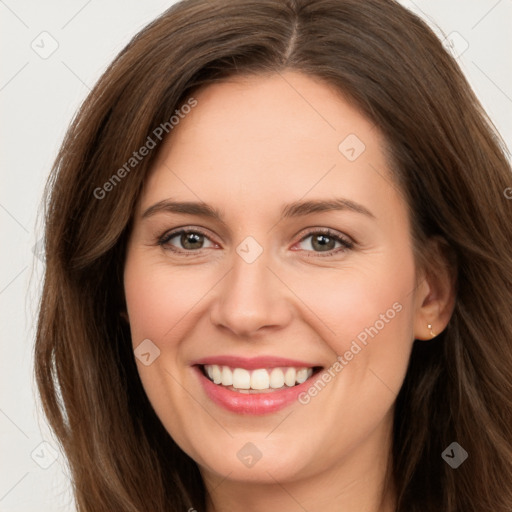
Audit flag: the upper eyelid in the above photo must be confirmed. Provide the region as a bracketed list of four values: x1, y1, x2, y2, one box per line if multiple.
[161, 226, 216, 243]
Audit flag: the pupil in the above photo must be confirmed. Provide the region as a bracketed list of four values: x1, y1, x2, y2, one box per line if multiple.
[183, 232, 202, 249]
[313, 234, 334, 251]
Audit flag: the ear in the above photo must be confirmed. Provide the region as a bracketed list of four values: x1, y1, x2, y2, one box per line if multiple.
[120, 310, 130, 323]
[413, 236, 457, 340]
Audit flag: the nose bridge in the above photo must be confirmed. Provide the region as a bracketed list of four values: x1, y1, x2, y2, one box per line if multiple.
[210, 238, 291, 337]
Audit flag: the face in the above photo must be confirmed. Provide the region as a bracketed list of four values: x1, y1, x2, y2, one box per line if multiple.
[123, 71, 423, 487]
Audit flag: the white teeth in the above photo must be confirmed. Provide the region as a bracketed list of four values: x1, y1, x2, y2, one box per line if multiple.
[269, 368, 285, 389]
[221, 366, 233, 386]
[232, 368, 251, 389]
[212, 365, 222, 384]
[251, 369, 269, 390]
[284, 367, 296, 387]
[203, 365, 315, 390]
[296, 368, 309, 384]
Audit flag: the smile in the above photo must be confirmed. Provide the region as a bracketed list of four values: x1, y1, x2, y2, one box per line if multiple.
[192, 356, 324, 414]
[202, 364, 315, 392]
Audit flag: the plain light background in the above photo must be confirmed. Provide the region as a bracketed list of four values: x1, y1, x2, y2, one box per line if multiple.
[1, 1, 511, 510]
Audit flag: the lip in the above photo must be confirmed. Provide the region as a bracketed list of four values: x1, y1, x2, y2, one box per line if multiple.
[192, 358, 323, 415]
[191, 355, 320, 370]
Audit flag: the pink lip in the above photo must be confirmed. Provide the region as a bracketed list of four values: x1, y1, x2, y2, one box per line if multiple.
[191, 355, 319, 370]
[192, 360, 322, 415]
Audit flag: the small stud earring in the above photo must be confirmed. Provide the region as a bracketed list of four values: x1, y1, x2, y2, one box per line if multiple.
[427, 323, 437, 338]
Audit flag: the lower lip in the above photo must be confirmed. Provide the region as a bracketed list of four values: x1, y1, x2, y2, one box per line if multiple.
[194, 366, 318, 415]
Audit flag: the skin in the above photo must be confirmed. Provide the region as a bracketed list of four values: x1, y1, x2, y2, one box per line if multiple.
[123, 71, 455, 512]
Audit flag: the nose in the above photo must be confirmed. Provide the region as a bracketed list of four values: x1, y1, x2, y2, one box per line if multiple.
[209, 247, 293, 339]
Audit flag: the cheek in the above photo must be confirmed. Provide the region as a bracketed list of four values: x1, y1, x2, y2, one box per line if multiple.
[290, 258, 415, 351]
[287, 250, 416, 410]
[124, 255, 213, 344]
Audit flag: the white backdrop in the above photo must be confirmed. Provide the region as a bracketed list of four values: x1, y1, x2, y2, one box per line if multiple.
[1, 1, 511, 510]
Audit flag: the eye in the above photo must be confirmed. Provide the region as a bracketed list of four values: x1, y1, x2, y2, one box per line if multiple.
[157, 228, 217, 255]
[156, 226, 354, 257]
[294, 228, 354, 257]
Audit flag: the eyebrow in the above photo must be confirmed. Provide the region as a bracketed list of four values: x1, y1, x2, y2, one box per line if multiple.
[141, 197, 375, 221]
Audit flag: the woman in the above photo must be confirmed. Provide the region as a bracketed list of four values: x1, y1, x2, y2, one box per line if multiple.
[35, 0, 512, 511]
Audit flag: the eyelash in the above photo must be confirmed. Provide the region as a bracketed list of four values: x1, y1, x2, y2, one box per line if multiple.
[156, 226, 354, 258]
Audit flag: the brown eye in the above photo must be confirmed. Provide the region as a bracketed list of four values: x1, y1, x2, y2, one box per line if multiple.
[180, 232, 205, 250]
[296, 229, 353, 256]
[158, 228, 216, 253]
[310, 233, 337, 252]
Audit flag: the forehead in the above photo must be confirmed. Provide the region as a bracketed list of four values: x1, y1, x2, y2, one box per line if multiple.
[139, 71, 400, 218]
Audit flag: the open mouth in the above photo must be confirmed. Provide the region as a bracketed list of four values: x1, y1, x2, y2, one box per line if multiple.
[200, 364, 324, 394]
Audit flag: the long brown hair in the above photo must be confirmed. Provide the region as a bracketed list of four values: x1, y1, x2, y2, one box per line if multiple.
[35, 0, 512, 510]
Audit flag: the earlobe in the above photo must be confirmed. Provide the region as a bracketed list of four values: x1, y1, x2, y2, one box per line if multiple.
[415, 322, 438, 341]
[427, 323, 437, 338]
[120, 310, 129, 323]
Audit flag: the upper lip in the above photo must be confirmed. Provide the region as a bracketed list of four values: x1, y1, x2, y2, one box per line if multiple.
[191, 355, 323, 370]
